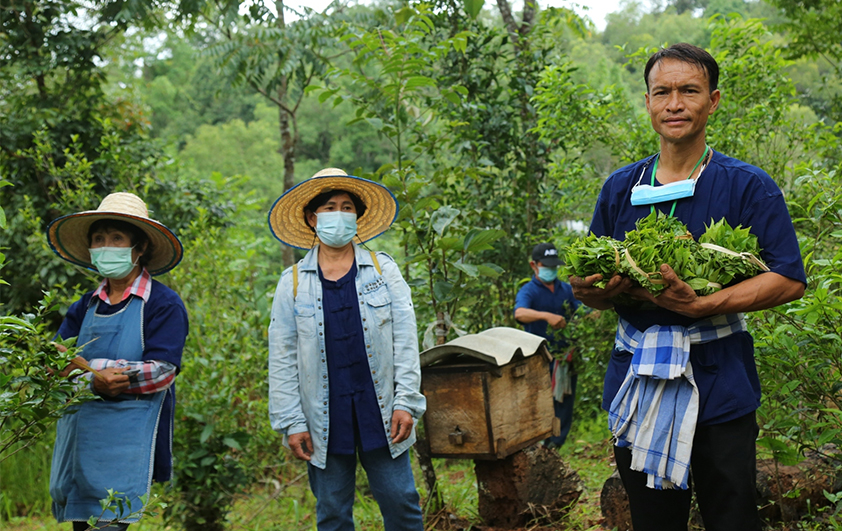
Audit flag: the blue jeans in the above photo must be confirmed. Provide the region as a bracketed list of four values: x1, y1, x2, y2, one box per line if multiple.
[307, 446, 424, 531]
[547, 372, 577, 448]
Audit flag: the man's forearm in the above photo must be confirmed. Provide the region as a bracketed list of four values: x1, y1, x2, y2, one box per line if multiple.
[691, 272, 805, 318]
[514, 307, 553, 323]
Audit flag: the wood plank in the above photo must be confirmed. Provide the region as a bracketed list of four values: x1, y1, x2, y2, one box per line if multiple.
[487, 354, 554, 456]
[421, 370, 493, 456]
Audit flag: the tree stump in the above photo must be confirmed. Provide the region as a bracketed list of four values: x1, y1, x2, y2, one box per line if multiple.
[474, 444, 583, 528]
[600, 469, 633, 531]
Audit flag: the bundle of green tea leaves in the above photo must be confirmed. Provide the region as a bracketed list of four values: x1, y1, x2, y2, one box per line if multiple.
[561, 234, 623, 288]
[561, 212, 768, 296]
[620, 211, 696, 294]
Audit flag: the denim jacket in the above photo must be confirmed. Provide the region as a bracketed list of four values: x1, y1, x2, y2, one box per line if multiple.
[268, 244, 426, 469]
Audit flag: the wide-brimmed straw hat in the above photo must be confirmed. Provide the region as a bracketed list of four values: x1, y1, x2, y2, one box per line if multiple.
[47, 192, 183, 276]
[268, 168, 398, 249]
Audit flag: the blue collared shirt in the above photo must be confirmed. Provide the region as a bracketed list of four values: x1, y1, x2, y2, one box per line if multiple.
[514, 276, 581, 354]
[590, 150, 806, 426]
[268, 244, 426, 469]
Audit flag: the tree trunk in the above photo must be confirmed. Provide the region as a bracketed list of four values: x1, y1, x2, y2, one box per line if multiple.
[276, 0, 296, 267]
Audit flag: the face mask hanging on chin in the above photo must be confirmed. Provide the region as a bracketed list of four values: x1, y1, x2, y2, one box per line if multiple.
[630, 178, 697, 206]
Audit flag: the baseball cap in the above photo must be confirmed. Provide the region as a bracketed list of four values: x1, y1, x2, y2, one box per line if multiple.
[531, 243, 563, 267]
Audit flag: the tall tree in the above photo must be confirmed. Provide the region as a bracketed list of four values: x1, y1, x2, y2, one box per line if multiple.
[202, 1, 343, 266]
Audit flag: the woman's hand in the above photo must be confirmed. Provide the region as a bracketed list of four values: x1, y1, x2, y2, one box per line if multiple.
[91, 368, 132, 397]
[390, 410, 414, 444]
[288, 432, 313, 461]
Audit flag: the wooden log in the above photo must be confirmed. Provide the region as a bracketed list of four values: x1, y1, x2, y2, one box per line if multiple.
[600, 449, 842, 529]
[475, 444, 583, 528]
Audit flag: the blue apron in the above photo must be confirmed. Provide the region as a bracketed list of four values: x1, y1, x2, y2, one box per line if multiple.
[50, 297, 165, 524]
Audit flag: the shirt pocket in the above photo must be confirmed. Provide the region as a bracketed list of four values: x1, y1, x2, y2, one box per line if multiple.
[365, 287, 393, 328]
[294, 302, 317, 338]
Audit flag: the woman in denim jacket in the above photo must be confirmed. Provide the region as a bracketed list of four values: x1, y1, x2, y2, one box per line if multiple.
[267, 168, 426, 531]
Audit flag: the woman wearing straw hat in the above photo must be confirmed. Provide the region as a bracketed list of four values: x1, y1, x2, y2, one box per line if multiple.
[268, 168, 426, 530]
[46, 192, 188, 530]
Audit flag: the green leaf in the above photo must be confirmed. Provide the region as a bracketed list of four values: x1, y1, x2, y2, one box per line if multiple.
[199, 424, 213, 444]
[431, 206, 460, 236]
[463, 228, 505, 253]
[463, 0, 484, 19]
[433, 280, 454, 302]
[451, 261, 479, 277]
[405, 76, 435, 89]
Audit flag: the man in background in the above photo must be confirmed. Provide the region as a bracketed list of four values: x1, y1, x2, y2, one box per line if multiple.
[514, 243, 581, 449]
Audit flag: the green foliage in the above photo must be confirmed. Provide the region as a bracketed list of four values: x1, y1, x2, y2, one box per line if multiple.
[162, 195, 278, 531]
[0, 291, 92, 462]
[708, 16, 837, 183]
[563, 307, 619, 420]
[752, 165, 842, 468]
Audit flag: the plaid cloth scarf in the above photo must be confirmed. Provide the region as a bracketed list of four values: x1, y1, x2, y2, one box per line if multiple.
[608, 313, 747, 489]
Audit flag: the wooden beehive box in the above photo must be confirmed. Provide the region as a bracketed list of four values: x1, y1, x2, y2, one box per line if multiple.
[419, 327, 557, 460]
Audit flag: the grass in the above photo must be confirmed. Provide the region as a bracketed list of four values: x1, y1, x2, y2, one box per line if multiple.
[2, 415, 616, 531]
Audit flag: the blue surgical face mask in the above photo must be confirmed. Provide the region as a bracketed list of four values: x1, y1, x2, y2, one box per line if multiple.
[537, 266, 558, 283]
[630, 179, 697, 206]
[89, 246, 137, 279]
[316, 211, 358, 248]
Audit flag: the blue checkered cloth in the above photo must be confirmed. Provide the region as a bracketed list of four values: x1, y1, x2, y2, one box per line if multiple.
[608, 313, 747, 489]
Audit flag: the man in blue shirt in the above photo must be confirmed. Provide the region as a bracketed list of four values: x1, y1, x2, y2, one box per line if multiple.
[570, 44, 806, 531]
[514, 243, 581, 448]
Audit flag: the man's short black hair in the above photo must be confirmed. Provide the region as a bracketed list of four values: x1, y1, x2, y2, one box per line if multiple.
[87, 219, 152, 267]
[303, 189, 367, 233]
[644, 43, 719, 93]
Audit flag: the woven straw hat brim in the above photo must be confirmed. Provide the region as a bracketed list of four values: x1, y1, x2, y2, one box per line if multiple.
[268, 175, 398, 249]
[47, 211, 183, 276]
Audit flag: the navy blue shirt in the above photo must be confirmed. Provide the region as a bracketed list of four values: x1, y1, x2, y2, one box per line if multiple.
[319, 262, 388, 454]
[56, 279, 188, 482]
[591, 150, 806, 425]
[514, 276, 581, 354]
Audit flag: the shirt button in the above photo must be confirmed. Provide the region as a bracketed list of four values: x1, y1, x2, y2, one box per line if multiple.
[358, 292, 362, 295]
[321, 349, 324, 353]
[366, 345, 371, 348]
[374, 380, 378, 384]
[319, 322, 322, 326]
[324, 410, 327, 414]
[323, 401, 327, 405]
[380, 404, 384, 408]
[364, 327, 368, 331]
[371, 370, 376, 374]
[319, 332, 323, 336]
[323, 437, 327, 440]
[321, 359, 325, 363]
[323, 428, 327, 432]
[323, 385, 327, 389]
[362, 318, 366, 322]
[378, 396, 383, 399]
[323, 375, 327, 379]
